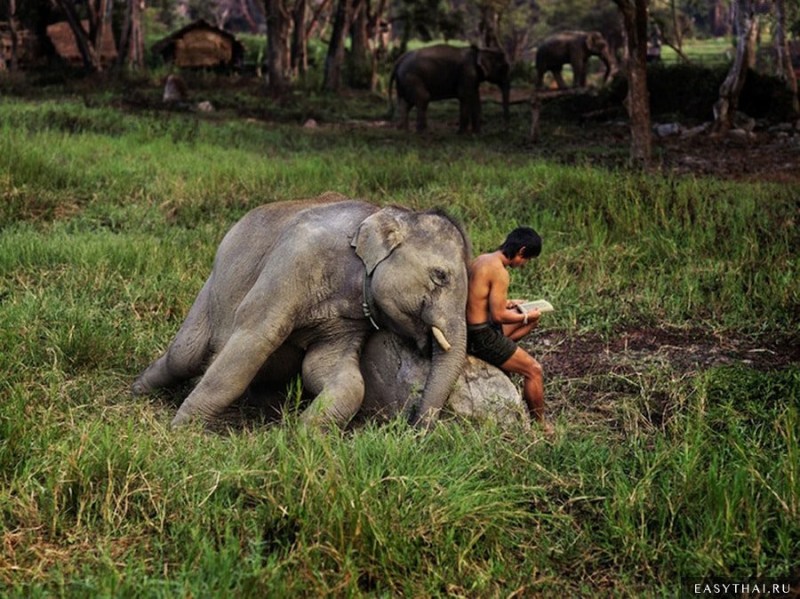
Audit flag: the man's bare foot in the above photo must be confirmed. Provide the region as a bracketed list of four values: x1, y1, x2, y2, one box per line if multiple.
[536, 420, 555, 436]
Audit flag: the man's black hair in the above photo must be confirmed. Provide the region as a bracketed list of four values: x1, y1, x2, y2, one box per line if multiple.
[499, 227, 542, 259]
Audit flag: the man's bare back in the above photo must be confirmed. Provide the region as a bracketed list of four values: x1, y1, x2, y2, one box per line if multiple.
[467, 252, 511, 325]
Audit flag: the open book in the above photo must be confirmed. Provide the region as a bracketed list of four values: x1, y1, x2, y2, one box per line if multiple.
[514, 299, 554, 314]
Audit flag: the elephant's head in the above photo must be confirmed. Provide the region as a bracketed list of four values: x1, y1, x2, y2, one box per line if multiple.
[585, 31, 616, 82]
[472, 45, 511, 123]
[351, 207, 470, 427]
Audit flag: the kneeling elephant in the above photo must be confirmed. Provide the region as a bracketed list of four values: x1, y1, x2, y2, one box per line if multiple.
[132, 193, 470, 429]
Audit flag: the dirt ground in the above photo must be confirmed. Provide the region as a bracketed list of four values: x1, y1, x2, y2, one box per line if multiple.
[534, 327, 799, 382]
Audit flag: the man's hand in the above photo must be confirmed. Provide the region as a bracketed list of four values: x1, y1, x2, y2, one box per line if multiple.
[522, 309, 541, 326]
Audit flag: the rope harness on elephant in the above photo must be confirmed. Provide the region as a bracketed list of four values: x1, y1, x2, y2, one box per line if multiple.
[362, 267, 381, 331]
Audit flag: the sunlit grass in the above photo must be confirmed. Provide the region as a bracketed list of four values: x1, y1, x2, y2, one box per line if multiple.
[0, 95, 797, 596]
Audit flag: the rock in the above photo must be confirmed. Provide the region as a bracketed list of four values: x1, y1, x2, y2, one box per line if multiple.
[682, 123, 711, 139]
[728, 128, 754, 143]
[196, 101, 214, 112]
[303, 118, 318, 128]
[733, 111, 756, 132]
[654, 122, 682, 137]
[768, 122, 795, 134]
[162, 74, 188, 104]
[357, 331, 528, 428]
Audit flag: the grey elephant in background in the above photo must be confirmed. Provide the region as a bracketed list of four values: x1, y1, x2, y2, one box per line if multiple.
[356, 331, 529, 429]
[535, 30, 616, 89]
[132, 192, 470, 429]
[389, 44, 511, 133]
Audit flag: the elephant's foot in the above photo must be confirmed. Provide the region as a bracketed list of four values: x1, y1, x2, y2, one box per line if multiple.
[131, 376, 151, 396]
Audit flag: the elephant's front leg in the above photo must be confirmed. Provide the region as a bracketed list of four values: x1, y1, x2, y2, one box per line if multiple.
[170, 295, 296, 426]
[464, 91, 482, 134]
[553, 67, 568, 90]
[300, 335, 366, 428]
[398, 98, 411, 130]
[458, 100, 470, 134]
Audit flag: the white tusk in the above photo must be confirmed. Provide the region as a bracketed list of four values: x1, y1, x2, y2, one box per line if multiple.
[431, 326, 452, 352]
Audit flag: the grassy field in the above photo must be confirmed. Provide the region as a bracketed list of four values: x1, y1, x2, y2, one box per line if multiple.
[0, 89, 798, 597]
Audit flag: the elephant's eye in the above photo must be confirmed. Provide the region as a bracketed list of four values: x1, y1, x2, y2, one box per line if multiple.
[430, 268, 450, 287]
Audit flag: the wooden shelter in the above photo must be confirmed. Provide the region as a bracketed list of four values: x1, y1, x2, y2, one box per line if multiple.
[152, 20, 244, 69]
[0, 23, 41, 69]
[46, 20, 118, 66]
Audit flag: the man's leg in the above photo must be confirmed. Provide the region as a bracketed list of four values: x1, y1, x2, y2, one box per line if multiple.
[501, 347, 547, 427]
[502, 321, 538, 342]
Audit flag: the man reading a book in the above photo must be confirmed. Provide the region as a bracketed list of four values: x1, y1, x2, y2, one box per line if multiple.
[466, 227, 550, 432]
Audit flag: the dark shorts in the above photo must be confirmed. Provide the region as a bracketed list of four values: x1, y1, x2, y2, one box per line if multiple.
[467, 322, 517, 367]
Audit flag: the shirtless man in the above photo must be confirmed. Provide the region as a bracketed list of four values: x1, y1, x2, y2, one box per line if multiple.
[466, 227, 549, 430]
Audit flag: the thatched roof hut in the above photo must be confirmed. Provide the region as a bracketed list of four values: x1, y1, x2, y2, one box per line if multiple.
[46, 20, 117, 66]
[152, 20, 244, 69]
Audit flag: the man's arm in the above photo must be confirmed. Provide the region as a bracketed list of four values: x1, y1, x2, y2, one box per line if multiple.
[488, 268, 538, 325]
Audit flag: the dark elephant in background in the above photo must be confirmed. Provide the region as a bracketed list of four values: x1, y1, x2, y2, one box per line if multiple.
[132, 192, 470, 429]
[535, 30, 616, 89]
[389, 44, 511, 133]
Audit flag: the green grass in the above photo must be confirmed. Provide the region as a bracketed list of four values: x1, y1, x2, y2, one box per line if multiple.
[1, 94, 798, 596]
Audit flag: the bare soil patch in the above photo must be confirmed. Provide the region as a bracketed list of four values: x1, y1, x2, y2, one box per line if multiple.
[656, 131, 800, 183]
[537, 327, 799, 379]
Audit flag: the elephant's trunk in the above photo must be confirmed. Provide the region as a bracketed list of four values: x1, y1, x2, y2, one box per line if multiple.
[601, 51, 616, 83]
[410, 322, 467, 428]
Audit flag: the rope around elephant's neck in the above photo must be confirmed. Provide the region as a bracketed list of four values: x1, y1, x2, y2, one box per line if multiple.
[362, 267, 381, 331]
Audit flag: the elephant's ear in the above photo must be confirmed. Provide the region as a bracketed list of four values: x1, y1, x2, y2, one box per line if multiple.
[351, 208, 410, 274]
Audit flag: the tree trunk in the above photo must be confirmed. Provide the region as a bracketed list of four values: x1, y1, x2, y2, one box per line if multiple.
[265, 0, 292, 94]
[614, 0, 652, 166]
[52, 0, 103, 72]
[7, 0, 19, 71]
[290, 0, 308, 77]
[774, 0, 799, 116]
[323, 0, 352, 92]
[709, 0, 731, 37]
[86, 0, 108, 56]
[479, 4, 500, 49]
[347, 0, 374, 89]
[118, 0, 145, 70]
[713, 0, 756, 133]
[306, 0, 334, 40]
[670, 0, 682, 54]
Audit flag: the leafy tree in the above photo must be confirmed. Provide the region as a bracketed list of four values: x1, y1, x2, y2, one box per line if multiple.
[391, 0, 464, 54]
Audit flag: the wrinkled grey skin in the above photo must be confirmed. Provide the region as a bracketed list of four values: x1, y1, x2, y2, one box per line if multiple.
[132, 193, 470, 429]
[357, 331, 529, 429]
[535, 30, 616, 89]
[389, 44, 510, 133]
